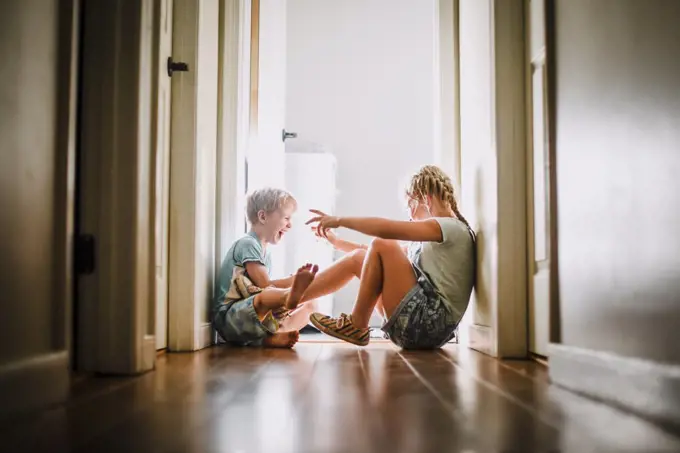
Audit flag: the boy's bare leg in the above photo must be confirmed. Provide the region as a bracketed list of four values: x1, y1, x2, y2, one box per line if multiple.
[299, 249, 366, 303]
[285, 264, 318, 309]
[251, 287, 288, 318]
[252, 263, 318, 317]
[262, 331, 300, 348]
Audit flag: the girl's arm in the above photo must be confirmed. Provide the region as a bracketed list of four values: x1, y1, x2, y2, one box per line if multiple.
[338, 217, 443, 243]
[312, 226, 368, 253]
[332, 237, 368, 253]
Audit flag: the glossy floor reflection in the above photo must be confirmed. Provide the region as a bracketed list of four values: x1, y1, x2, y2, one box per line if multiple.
[3, 341, 680, 453]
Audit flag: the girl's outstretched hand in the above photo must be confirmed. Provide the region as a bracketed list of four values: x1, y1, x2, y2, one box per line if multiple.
[306, 209, 340, 239]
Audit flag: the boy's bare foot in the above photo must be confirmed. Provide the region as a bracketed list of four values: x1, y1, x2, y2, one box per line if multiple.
[263, 331, 300, 348]
[285, 263, 319, 310]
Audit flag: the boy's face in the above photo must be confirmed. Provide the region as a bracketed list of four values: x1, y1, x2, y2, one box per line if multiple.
[262, 201, 296, 245]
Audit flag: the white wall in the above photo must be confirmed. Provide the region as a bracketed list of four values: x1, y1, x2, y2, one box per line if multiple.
[286, 0, 438, 316]
[459, 0, 496, 332]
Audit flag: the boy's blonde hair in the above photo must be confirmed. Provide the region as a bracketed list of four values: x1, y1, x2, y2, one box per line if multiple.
[246, 187, 297, 224]
[405, 165, 472, 231]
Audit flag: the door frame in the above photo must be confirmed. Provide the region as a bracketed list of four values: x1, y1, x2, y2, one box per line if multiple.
[216, 0, 252, 291]
[167, 0, 252, 351]
[216, 0, 534, 359]
[150, 0, 174, 352]
[458, 0, 528, 358]
[76, 0, 156, 373]
[524, 0, 560, 358]
[57, 0, 80, 370]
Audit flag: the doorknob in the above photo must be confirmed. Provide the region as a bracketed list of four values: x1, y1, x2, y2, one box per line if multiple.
[282, 129, 298, 142]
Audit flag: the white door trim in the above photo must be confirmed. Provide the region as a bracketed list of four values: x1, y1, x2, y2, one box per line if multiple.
[55, 0, 80, 369]
[167, 0, 222, 351]
[151, 0, 174, 351]
[459, 0, 528, 358]
[211, 0, 251, 345]
[216, 0, 251, 295]
[493, 0, 529, 358]
[435, 0, 461, 193]
[525, 0, 556, 357]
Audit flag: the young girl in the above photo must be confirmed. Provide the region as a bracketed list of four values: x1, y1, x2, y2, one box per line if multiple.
[305, 165, 475, 348]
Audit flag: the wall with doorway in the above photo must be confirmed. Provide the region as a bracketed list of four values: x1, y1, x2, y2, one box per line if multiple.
[554, 0, 680, 364]
[285, 0, 439, 317]
[0, 0, 72, 414]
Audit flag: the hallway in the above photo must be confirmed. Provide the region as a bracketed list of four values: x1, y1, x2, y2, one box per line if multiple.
[4, 341, 680, 453]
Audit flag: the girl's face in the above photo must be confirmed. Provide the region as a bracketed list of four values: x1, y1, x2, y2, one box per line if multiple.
[407, 196, 431, 221]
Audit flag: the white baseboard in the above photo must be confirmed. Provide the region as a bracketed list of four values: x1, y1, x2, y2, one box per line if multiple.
[143, 335, 156, 370]
[199, 322, 213, 349]
[0, 351, 70, 418]
[467, 323, 495, 357]
[549, 343, 680, 429]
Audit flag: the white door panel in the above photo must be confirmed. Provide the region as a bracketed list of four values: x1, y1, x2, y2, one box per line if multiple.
[155, 0, 173, 350]
[527, 0, 551, 357]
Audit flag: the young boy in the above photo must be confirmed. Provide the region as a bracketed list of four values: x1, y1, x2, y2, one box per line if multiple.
[212, 188, 318, 348]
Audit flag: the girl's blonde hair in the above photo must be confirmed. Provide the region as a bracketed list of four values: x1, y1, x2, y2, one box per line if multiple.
[406, 165, 472, 231]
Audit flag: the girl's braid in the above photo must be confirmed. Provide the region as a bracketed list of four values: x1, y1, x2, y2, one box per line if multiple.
[408, 165, 473, 233]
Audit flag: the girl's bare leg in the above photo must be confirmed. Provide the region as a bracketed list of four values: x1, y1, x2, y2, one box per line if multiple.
[350, 239, 416, 328]
[278, 301, 318, 332]
[278, 250, 367, 331]
[299, 248, 366, 302]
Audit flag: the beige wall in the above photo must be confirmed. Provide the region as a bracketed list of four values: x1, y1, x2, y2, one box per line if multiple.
[0, 0, 62, 364]
[0, 0, 73, 414]
[555, 0, 680, 364]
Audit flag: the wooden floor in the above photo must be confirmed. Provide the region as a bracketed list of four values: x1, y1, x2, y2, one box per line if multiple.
[4, 339, 680, 453]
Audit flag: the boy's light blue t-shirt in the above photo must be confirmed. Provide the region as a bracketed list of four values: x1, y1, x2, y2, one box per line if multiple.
[215, 231, 272, 311]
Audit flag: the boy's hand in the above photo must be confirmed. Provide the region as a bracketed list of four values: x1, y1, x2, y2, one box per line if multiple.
[306, 210, 340, 240]
[311, 225, 337, 245]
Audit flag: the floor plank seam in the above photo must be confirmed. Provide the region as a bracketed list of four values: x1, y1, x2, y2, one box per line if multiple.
[435, 351, 569, 432]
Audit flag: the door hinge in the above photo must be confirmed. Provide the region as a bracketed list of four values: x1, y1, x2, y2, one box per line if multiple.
[167, 57, 189, 77]
[75, 234, 96, 275]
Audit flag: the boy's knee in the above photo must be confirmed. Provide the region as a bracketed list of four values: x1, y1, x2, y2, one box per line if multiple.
[251, 294, 267, 316]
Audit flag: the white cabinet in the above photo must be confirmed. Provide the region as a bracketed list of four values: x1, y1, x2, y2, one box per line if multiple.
[284, 147, 337, 315]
